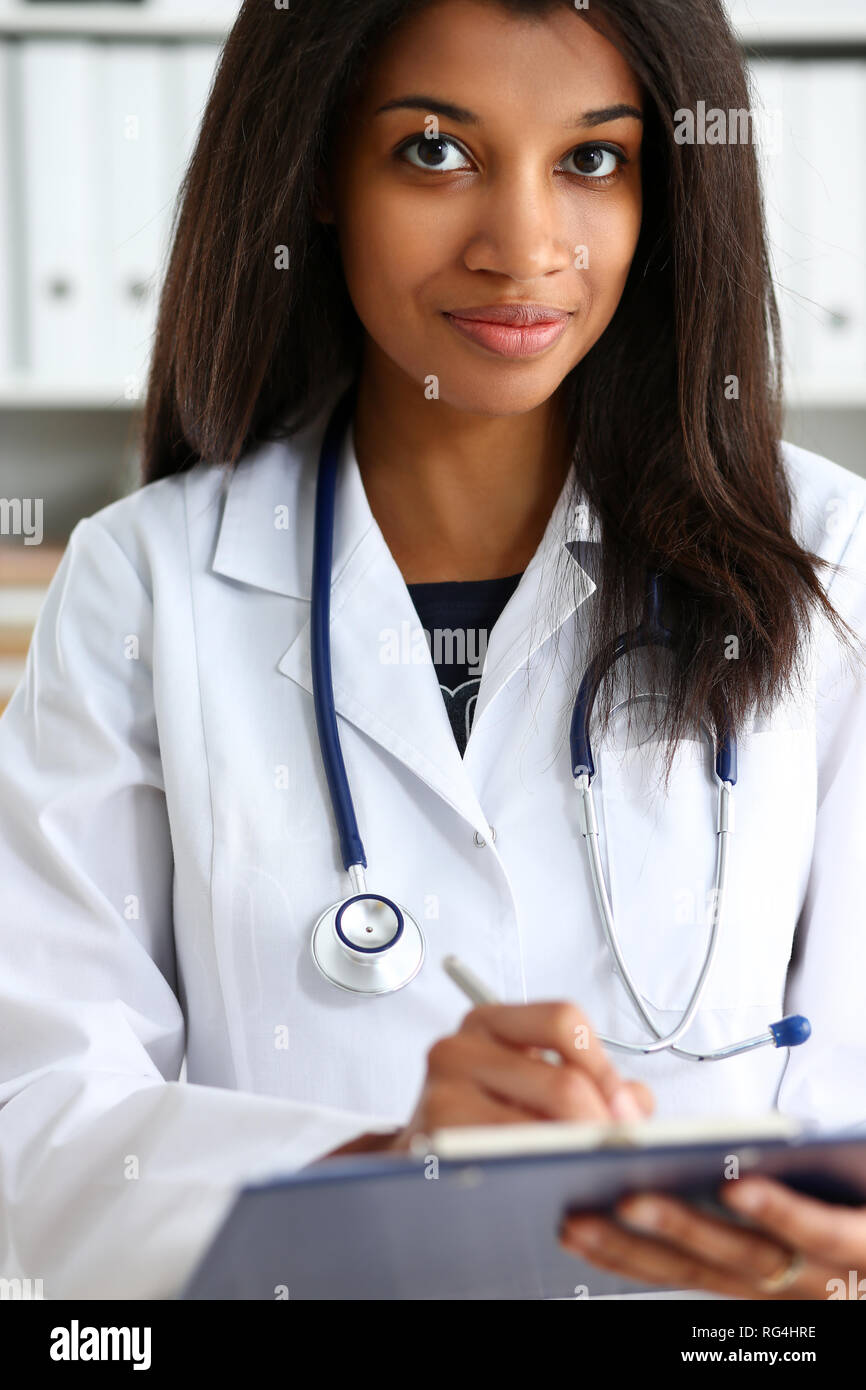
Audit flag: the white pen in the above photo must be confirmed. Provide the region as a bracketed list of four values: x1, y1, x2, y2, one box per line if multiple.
[442, 954, 562, 1066]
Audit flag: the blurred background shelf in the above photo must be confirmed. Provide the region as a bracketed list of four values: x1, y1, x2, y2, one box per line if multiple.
[0, 377, 146, 409]
[0, 0, 237, 38]
[726, 0, 866, 46]
[0, 0, 864, 43]
[0, 10, 234, 39]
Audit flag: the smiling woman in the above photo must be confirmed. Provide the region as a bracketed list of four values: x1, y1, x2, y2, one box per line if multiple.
[314, 4, 647, 586]
[2, 0, 866, 1304]
[318, 6, 644, 422]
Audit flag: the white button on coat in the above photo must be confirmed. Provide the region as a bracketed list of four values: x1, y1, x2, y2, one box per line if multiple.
[1, 381, 865, 1297]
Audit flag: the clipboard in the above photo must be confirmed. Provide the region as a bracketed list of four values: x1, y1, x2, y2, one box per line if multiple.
[181, 1119, 866, 1300]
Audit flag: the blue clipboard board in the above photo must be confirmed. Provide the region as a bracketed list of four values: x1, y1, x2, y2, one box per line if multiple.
[181, 1129, 866, 1300]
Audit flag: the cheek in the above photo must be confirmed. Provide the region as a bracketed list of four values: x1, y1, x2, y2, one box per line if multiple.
[578, 196, 643, 315]
[337, 175, 434, 308]
[335, 189, 438, 374]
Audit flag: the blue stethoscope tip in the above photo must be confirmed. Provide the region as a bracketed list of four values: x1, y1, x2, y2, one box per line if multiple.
[769, 1014, 812, 1048]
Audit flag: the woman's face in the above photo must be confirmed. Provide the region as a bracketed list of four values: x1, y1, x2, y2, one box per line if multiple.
[323, 0, 644, 417]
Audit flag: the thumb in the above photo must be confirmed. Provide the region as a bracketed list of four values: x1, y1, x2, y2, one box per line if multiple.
[624, 1080, 656, 1117]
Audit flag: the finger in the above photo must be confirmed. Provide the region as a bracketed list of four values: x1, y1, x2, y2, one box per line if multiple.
[719, 1177, 866, 1266]
[559, 1215, 759, 1296]
[628, 1081, 656, 1117]
[461, 1002, 626, 1106]
[428, 1031, 612, 1120]
[422, 1079, 540, 1130]
[559, 1215, 825, 1299]
[614, 1191, 804, 1288]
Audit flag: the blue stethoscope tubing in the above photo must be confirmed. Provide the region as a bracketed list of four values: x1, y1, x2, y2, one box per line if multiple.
[308, 385, 811, 1059]
[310, 380, 365, 872]
[309, 381, 426, 994]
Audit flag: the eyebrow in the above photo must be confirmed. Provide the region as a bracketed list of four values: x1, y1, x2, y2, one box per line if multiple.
[373, 95, 643, 129]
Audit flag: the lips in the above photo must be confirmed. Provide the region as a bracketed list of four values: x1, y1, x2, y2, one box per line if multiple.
[442, 303, 572, 358]
[444, 303, 571, 326]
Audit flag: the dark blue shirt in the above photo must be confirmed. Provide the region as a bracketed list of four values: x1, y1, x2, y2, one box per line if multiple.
[406, 572, 523, 756]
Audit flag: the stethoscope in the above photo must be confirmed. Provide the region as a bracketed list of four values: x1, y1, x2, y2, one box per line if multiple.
[309, 382, 427, 996]
[309, 384, 811, 1062]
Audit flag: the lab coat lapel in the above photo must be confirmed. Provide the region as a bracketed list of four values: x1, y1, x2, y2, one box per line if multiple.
[211, 382, 598, 832]
[469, 469, 598, 733]
[277, 412, 489, 828]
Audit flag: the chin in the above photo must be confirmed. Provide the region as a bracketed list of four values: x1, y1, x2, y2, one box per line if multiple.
[428, 373, 567, 417]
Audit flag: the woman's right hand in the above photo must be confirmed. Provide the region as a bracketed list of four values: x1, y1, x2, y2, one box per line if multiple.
[384, 1001, 654, 1153]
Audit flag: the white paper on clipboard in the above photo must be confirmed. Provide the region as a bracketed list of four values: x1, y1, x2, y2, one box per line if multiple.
[420, 1111, 804, 1160]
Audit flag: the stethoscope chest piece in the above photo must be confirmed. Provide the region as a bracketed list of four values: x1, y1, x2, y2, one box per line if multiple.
[311, 893, 426, 995]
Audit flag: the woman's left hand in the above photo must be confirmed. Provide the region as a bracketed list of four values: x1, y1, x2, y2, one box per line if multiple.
[560, 1177, 866, 1299]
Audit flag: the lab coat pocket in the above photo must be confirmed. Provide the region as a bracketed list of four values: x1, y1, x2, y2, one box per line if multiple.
[595, 725, 810, 1013]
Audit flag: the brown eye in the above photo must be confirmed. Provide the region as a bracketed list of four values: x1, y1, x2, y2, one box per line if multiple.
[397, 134, 472, 173]
[563, 145, 623, 180]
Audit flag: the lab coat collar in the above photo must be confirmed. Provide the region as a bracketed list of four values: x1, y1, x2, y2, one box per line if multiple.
[211, 378, 598, 834]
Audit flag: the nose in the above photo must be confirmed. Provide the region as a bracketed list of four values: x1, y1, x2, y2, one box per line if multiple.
[461, 167, 577, 281]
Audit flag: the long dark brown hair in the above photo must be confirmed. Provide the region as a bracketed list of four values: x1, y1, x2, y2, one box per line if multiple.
[140, 0, 862, 784]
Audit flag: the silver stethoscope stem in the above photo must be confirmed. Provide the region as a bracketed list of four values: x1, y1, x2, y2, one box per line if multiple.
[682, 1028, 782, 1063]
[577, 770, 738, 1059]
[348, 863, 367, 895]
[570, 686, 808, 1060]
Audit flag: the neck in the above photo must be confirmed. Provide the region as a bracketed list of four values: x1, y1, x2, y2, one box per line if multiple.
[351, 352, 571, 584]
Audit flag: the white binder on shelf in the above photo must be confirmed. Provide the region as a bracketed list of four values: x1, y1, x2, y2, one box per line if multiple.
[175, 42, 221, 172]
[18, 39, 109, 384]
[749, 59, 815, 394]
[748, 58, 788, 378]
[103, 42, 177, 400]
[797, 62, 866, 393]
[156, 42, 220, 306]
[749, 57, 866, 403]
[16, 36, 221, 396]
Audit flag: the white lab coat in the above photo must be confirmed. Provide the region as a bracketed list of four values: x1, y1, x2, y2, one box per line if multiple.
[1, 379, 865, 1300]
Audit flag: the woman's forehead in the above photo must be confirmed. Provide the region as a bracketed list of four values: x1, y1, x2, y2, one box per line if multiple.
[346, 0, 643, 121]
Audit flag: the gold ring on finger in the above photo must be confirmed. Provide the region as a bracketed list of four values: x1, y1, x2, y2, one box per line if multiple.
[756, 1250, 806, 1294]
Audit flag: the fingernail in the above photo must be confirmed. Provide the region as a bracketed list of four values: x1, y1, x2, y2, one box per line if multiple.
[725, 1180, 766, 1213]
[619, 1196, 662, 1230]
[563, 1219, 602, 1248]
[610, 1086, 644, 1121]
